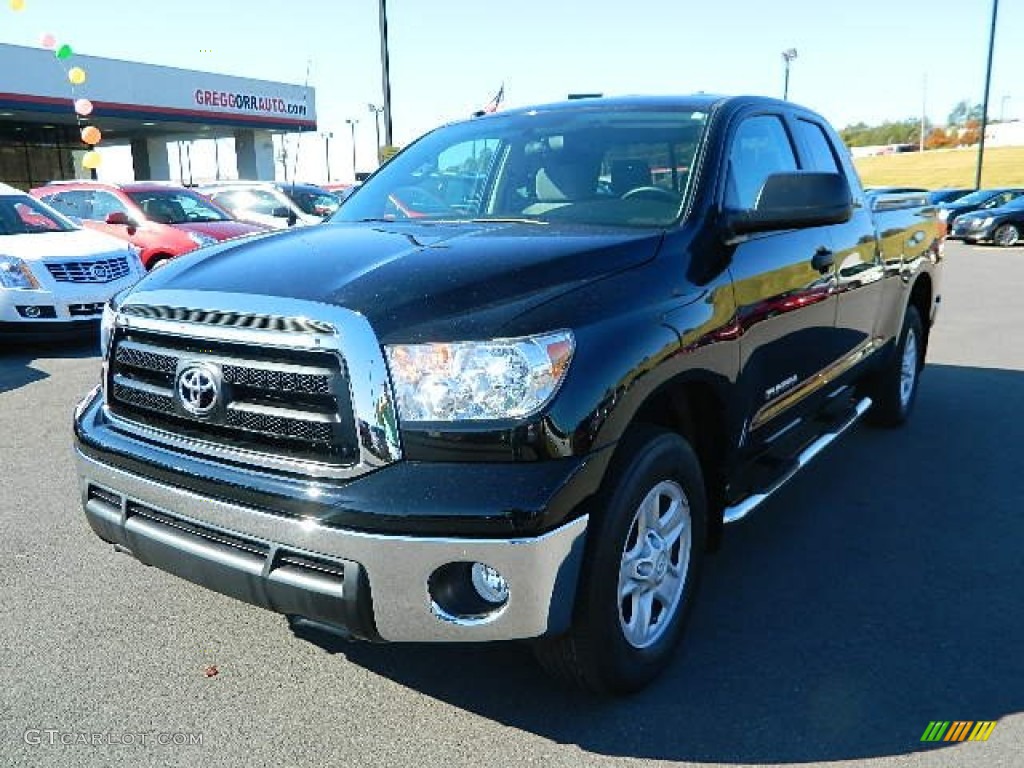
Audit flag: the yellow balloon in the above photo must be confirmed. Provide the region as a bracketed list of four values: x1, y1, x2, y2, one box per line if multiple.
[82, 150, 102, 169]
[10, 0, 27, 12]
[68, 67, 87, 86]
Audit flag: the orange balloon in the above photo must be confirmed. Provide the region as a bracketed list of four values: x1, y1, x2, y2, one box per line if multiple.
[81, 126, 102, 145]
[82, 150, 102, 169]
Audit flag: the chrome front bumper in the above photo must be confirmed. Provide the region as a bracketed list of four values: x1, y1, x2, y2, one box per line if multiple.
[76, 450, 588, 642]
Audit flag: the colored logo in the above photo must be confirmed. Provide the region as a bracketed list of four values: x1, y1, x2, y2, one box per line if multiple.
[177, 364, 220, 416]
[920, 721, 997, 743]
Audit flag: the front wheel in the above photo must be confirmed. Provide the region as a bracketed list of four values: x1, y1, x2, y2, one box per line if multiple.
[993, 223, 1021, 247]
[532, 426, 706, 694]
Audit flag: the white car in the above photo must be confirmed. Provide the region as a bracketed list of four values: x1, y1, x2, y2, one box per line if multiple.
[0, 183, 146, 338]
[198, 183, 335, 230]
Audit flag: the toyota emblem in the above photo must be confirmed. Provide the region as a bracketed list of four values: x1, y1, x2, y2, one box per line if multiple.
[177, 364, 220, 416]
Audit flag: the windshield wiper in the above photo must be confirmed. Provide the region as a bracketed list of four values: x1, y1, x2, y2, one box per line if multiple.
[469, 217, 547, 225]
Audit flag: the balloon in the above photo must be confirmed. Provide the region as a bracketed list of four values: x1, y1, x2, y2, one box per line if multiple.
[81, 126, 102, 145]
[10, 0, 26, 11]
[55, 44, 73, 60]
[82, 150, 102, 169]
[74, 98, 93, 116]
[68, 67, 86, 85]
[40, 33, 57, 49]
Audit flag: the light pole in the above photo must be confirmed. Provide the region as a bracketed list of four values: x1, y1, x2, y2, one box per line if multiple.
[378, 0, 393, 146]
[368, 103, 384, 165]
[782, 48, 798, 100]
[975, 0, 999, 190]
[321, 132, 333, 183]
[345, 119, 359, 181]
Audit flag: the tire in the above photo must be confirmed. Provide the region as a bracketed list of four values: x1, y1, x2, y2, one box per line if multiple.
[993, 223, 1021, 247]
[865, 304, 924, 427]
[532, 425, 707, 694]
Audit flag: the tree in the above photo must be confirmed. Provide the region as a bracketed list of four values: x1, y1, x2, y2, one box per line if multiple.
[924, 127, 954, 150]
[959, 119, 981, 147]
[948, 100, 984, 127]
[840, 119, 921, 147]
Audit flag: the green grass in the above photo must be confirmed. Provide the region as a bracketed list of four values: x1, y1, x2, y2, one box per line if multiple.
[853, 145, 1024, 189]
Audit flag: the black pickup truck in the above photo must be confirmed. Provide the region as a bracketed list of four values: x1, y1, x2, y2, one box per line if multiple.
[73, 95, 942, 693]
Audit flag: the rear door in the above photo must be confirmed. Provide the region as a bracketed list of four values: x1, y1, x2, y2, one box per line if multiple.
[724, 111, 841, 446]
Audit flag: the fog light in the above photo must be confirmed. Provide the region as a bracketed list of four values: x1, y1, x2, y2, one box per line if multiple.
[471, 563, 509, 604]
[428, 561, 510, 623]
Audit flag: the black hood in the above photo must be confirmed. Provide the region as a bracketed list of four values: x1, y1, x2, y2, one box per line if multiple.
[134, 221, 662, 342]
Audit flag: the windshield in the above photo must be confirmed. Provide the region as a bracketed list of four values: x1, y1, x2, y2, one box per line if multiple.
[334, 106, 710, 228]
[287, 188, 340, 217]
[989, 196, 1024, 211]
[126, 189, 233, 224]
[0, 194, 78, 235]
[949, 190, 1000, 206]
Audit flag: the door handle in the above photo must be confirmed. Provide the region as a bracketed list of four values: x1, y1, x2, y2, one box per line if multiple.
[811, 247, 834, 273]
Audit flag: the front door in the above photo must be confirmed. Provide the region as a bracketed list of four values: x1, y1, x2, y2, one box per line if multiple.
[723, 113, 841, 448]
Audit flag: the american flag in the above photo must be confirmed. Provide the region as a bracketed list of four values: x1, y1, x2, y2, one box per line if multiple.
[482, 84, 505, 114]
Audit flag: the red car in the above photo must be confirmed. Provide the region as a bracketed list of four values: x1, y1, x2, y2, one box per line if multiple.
[30, 181, 271, 270]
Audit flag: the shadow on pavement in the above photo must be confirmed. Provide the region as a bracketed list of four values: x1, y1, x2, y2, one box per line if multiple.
[292, 362, 1023, 764]
[0, 335, 97, 394]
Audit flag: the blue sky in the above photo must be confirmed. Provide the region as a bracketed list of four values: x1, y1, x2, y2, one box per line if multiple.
[2, 0, 1021, 181]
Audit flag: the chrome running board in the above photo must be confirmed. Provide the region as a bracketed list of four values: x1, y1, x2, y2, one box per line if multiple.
[723, 397, 873, 524]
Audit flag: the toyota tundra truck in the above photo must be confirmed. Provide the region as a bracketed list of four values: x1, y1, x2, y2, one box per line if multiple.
[73, 95, 942, 693]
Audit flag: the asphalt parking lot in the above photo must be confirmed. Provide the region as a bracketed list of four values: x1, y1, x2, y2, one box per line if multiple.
[1, 241, 1021, 768]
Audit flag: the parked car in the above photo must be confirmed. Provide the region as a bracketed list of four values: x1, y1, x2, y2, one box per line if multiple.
[938, 187, 1024, 235]
[0, 182, 144, 337]
[864, 185, 928, 195]
[198, 182, 339, 229]
[74, 94, 941, 694]
[31, 181, 271, 270]
[951, 195, 1024, 246]
[927, 187, 972, 205]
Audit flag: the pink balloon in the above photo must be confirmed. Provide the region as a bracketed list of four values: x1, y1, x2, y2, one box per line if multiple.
[74, 98, 94, 116]
[40, 33, 57, 49]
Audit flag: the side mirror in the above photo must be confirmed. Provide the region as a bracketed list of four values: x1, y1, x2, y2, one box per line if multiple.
[724, 172, 853, 237]
[287, 209, 298, 227]
[271, 206, 291, 218]
[106, 210, 137, 234]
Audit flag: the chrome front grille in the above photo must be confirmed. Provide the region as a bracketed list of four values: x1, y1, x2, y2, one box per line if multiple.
[221, 364, 331, 395]
[106, 330, 358, 468]
[47, 257, 130, 283]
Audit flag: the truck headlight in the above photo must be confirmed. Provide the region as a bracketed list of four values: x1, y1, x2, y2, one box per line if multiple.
[187, 231, 219, 248]
[0, 255, 41, 289]
[385, 331, 574, 422]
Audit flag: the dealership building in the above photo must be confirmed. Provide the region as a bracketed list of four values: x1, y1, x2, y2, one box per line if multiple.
[0, 43, 317, 190]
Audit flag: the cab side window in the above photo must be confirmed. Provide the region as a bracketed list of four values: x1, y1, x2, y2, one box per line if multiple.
[725, 115, 798, 210]
[793, 119, 840, 174]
